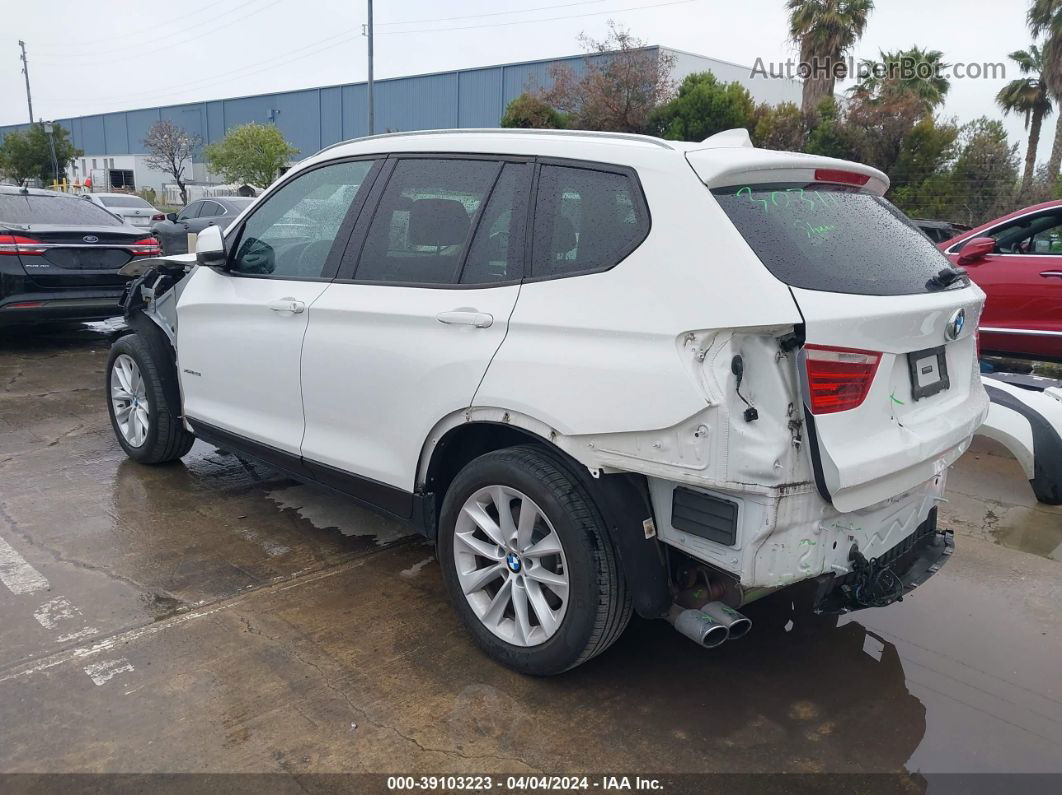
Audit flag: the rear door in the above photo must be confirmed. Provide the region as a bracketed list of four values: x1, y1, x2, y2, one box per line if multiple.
[706, 172, 988, 511]
[176, 158, 380, 456]
[299, 156, 530, 500]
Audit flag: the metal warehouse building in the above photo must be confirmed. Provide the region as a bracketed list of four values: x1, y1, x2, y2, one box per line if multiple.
[0, 46, 801, 196]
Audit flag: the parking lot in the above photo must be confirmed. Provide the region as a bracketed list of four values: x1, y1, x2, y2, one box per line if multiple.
[1, 322, 1060, 781]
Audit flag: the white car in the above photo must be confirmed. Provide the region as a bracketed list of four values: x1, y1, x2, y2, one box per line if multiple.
[82, 192, 163, 228]
[105, 128, 988, 675]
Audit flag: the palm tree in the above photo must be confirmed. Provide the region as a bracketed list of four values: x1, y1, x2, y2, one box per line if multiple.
[997, 46, 1053, 198]
[787, 0, 875, 115]
[851, 47, 951, 112]
[1029, 0, 1062, 182]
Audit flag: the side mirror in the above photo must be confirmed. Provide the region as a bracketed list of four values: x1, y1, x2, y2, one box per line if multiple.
[957, 236, 996, 266]
[195, 224, 227, 269]
[165, 212, 178, 222]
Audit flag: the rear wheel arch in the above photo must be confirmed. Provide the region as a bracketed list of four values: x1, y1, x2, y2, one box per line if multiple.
[420, 414, 671, 619]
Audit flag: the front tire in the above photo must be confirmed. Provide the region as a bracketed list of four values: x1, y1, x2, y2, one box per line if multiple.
[106, 333, 194, 464]
[438, 445, 631, 675]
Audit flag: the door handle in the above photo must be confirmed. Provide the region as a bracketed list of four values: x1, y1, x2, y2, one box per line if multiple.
[435, 310, 493, 328]
[267, 297, 306, 314]
[1040, 270, 1062, 279]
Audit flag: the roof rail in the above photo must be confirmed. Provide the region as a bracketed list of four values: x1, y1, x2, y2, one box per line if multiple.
[314, 127, 677, 156]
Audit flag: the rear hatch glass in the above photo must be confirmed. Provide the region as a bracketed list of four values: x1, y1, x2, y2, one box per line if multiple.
[712, 184, 952, 296]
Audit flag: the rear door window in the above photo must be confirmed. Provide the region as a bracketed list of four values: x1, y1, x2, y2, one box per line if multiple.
[460, 163, 530, 284]
[713, 184, 953, 296]
[530, 164, 648, 278]
[354, 158, 501, 285]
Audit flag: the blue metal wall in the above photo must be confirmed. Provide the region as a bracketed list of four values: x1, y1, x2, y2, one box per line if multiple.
[0, 47, 801, 158]
[0, 50, 607, 158]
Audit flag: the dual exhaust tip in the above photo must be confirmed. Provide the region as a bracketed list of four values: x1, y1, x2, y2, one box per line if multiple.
[668, 601, 752, 648]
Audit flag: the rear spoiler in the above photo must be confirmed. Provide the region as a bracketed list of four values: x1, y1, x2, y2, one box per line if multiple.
[685, 131, 889, 196]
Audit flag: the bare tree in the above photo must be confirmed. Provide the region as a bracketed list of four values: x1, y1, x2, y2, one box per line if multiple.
[143, 120, 201, 205]
[543, 22, 674, 133]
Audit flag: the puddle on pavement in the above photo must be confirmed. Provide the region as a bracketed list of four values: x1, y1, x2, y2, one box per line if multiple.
[990, 511, 1062, 561]
[265, 483, 409, 545]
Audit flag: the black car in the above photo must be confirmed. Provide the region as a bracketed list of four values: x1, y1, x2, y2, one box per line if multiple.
[913, 218, 972, 244]
[0, 186, 159, 327]
[152, 197, 254, 255]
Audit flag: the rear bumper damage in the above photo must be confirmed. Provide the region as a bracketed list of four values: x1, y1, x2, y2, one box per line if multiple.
[812, 507, 954, 614]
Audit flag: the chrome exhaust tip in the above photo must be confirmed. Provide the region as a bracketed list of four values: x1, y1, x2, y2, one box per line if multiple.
[667, 605, 730, 648]
[700, 601, 752, 640]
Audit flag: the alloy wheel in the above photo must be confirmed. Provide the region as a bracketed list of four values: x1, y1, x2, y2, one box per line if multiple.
[110, 353, 150, 447]
[453, 485, 569, 647]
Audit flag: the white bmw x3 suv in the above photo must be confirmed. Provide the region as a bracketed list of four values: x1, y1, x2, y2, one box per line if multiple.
[106, 128, 988, 674]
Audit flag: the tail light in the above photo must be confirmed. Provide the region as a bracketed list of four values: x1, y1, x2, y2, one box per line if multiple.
[151, 213, 164, 221]
[0, 234, 46, 256]
[804, 344, 882, 414]
[130, 237, 161, 257]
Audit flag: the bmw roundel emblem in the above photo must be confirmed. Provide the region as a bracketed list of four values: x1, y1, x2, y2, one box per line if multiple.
[945, 308, 966, 341]
[82, 235, 99, 243]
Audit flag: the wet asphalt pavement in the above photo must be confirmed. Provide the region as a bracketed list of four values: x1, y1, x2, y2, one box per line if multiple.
[0, 322, 1060, 786]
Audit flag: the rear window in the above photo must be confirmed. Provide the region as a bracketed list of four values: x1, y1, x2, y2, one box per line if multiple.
[712, 184, 952, 296]
[0, 194, 124, 226]
[99, 196, 151, 208]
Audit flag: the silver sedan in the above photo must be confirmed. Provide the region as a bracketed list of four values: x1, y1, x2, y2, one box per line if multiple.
[82, 193, 163, 229]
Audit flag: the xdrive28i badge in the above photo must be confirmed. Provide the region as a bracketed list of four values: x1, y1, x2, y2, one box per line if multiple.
[945, 308, 966, 341]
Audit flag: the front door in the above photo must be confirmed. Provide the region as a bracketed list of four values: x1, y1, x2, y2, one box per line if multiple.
[176, 158, 380, 454]
[964, 208, 1062, 359]
[300, 157, 531, 504]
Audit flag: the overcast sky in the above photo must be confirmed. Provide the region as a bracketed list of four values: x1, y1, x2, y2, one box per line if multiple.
[0, 0, 1044, 162]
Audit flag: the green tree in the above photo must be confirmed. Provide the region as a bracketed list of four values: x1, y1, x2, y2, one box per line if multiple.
[1029, 0, 1062, 180]
[751, 101, 809, 151]
[844, 92, 926, 174]
[0, 123, 82, 184]
[500, 93, 567, 129]
[852, 47, 951, 112]
[946, 118, 1020, 225]
[997, 45, 1053, 199]
[649, 72, 755, 142]
[804, 97, 861, 159]
[787, 0, 875, 115]
[887, 116, 959, 217]
[203, 123, 298, 188]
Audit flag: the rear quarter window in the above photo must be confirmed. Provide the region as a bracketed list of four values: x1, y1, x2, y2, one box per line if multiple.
[712, 184, 953, 296]
[530, 164, 648, 278]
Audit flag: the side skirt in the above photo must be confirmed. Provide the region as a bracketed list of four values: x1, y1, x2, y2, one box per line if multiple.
[186, 418, 436, 537]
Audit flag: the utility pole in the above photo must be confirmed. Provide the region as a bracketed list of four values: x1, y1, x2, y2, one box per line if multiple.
[366, 0, 374, 136]
[18, 40, 33, 124]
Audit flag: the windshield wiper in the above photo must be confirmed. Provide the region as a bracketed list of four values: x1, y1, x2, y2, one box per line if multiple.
[925, 266, 968, 291]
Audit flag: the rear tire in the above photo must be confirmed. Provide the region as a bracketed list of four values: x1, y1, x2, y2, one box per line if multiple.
[438, 445, 632, 675]
[106, 333, 194, 464]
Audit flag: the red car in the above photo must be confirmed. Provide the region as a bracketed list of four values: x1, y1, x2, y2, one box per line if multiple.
[940, 199, 1062, 362]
